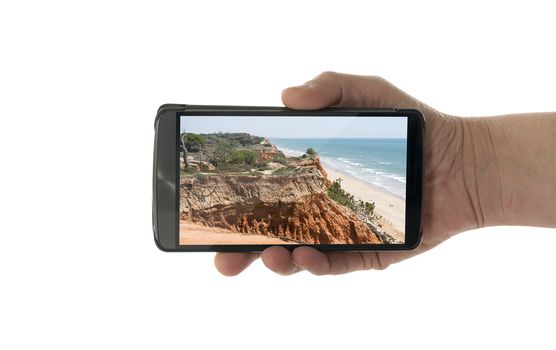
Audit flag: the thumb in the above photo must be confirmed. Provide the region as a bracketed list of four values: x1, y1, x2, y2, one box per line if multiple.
[281, 71, 425, 111]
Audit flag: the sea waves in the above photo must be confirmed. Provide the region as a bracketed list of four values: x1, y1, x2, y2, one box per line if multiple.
[274, 144, 406, 198]
[321, 156, 406, 198]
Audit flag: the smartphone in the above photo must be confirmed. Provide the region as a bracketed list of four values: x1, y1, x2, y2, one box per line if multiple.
[153, 104, 424, 252]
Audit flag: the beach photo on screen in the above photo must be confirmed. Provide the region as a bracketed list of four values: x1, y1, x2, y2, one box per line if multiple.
[178, 116, 407, 245]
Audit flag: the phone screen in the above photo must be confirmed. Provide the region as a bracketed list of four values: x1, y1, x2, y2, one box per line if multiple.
[178, 116, 407, 245]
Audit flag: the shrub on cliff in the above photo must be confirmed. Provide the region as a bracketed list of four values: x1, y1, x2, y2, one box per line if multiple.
[327, 178, 375, 217]
[272, 167, 294, 175]
[213, 163, 250, 173]
[230, 149, 257, 165]
[211, 140, 234, 166]
[271, 156, 288, 165]
[357, 200, 375, 216]
[306, 147, 317, 156]
[327, 178, 354, 207]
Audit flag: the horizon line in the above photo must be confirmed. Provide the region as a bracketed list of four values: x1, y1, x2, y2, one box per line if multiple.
[268, 136, 406, 139]
[180, 132, 406, 139]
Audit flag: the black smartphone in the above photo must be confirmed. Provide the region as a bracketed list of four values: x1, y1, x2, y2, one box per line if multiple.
[153, 104, 424, 252]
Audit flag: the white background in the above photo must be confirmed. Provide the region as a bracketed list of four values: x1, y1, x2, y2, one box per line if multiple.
[1, 1, 555, 349]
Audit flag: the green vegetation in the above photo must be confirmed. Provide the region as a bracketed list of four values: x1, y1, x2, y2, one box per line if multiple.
[272, 167, 294, 175]
[180, 168, 197, 176]
[178, 131, 312, 176]
[253, 160, 271, 170]
[201, 132, 264, 146]
[271, 156, 288, 164]
[212, 163, 251, 173]
[327, 178, 375, 217]
[230, 149, 257, 165]
[211, 140, 234, 166]
[181, 133, 206, 152]
[180, 133, 207, 169]
[306, 147, 317, 156]
[357, 200, 376, 216]
[326, 178, 354, 207]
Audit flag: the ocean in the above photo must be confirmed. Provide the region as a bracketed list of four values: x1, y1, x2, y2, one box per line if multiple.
[270, 138, 407, 198]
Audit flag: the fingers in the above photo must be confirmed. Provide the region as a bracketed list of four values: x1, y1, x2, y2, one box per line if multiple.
[291, 247, 384, 275]
[214, 246, 423, 276]
[214, 247, 303, 276]
[213, 238, 432, 276]
[261, 246, 303, 276]
[291, 246, 331, 275]
[281, 71, 424, 110]
[214, 252, 260, 276]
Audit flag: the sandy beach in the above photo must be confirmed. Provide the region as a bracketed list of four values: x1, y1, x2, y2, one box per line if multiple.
[323, 165, 405, 240]
[180, 221, 299, 245]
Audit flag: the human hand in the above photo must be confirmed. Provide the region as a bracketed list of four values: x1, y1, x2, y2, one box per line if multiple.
[215, 72, 481, 276]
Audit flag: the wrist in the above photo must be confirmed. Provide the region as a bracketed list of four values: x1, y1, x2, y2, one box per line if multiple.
[459, 116, 505, 228]
[460, 113, 556, 228]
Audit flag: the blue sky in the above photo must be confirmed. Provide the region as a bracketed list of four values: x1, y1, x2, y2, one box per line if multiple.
[180, 116, 407, 138]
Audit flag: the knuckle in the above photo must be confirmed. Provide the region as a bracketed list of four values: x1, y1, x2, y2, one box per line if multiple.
[372, 252, 389, 270]
[369, 75, 389, 85]
[318, 71, 339, 80]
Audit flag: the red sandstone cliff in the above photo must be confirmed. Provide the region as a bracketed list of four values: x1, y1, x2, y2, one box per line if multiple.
[253, 146, 285, 161]
[180, 158, 381, 244]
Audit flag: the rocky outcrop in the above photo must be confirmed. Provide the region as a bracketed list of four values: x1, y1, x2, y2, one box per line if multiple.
[289, 156, 331, 187]
[183, 160, 215, 172]
[180, 170, 381, 244]
[252, 145, 285, 161]
[264, 162, 285, 170]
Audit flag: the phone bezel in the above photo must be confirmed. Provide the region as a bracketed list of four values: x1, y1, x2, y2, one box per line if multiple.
[153, 104, 424, 252]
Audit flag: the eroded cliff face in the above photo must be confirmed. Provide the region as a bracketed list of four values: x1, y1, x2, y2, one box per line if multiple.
[180, 158, 381, 244]
[252, 146, 285, 161]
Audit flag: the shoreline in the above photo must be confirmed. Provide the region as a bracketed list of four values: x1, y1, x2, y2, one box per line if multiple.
[323, 165, 405, 234]
[320, 159, 405, 201]
[276, 146, 405, 233]
[276, 145, 405, 200]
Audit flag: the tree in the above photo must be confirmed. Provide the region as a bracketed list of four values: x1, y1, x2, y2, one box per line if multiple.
[212, 140, 234, 165]
[179, 139, 188, 169]
[306, 147, 317, 156]
[182, 133, 206, 152]
[181, 133, 206, 166]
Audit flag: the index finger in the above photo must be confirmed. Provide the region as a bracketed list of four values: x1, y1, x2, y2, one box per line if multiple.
[214, 252, 259, 276]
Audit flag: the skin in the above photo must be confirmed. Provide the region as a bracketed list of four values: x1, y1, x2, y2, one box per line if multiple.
[213, 72, 556, 276]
